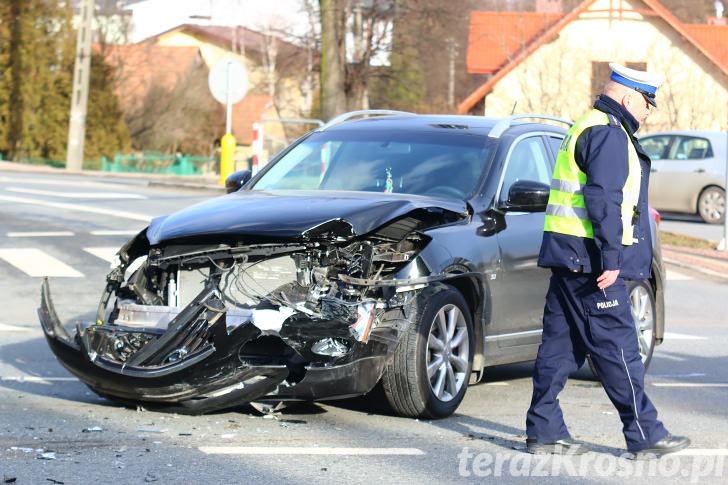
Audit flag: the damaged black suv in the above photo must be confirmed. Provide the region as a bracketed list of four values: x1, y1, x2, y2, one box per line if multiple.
[39, 110, 665, 419]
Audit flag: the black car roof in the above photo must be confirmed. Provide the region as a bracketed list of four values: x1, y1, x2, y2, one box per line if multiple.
[317, 113, 569, 138]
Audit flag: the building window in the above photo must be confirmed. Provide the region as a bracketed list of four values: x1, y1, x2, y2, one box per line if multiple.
[591, 61, 647, 102]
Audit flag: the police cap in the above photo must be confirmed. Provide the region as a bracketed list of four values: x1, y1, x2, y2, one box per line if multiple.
[609, 63, 666, 107]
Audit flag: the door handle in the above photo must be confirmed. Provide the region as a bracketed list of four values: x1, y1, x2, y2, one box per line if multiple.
[694, 168, 706, 173]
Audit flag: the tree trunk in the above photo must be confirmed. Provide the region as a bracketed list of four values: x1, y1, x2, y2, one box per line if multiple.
[319, 0, 347, 121]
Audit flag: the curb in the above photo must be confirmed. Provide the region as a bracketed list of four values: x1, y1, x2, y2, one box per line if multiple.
[1, 160, 223, 192]
[663, 257, 728, 280]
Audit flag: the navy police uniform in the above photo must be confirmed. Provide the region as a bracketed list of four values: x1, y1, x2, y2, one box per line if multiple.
[526, 69, 670, 452]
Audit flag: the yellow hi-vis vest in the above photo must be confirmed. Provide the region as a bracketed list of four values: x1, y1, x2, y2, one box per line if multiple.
[544, 109, 641, 245]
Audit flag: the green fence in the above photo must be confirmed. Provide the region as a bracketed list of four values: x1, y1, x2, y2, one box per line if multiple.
[14, 157, 104, 170]
[102, 154, 217, 175]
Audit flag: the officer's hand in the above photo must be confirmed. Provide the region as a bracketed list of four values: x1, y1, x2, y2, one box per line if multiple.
[596, 269, 619, 289]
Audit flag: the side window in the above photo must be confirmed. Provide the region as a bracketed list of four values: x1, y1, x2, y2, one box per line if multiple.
[640, 135, 672, 160]
[671, 136, 713, 160]
[499, 137, 552, 203]
[546, 136, 564, 168]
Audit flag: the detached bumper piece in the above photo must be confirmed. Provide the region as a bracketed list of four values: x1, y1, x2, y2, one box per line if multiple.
[38, 277, 289, 414]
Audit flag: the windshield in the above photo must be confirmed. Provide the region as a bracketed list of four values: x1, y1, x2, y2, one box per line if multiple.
[251, 129, 494, 199]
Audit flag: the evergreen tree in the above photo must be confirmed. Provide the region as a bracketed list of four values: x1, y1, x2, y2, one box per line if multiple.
[0, 0, 128, 164]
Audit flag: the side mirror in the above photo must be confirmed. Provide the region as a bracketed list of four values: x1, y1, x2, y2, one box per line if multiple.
[505, 180, 550, 212]
[225, 170, 252, 193]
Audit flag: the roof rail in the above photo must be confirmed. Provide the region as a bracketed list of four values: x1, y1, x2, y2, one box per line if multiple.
[317, 109, 416, 131]
[488, 114, 573, 139]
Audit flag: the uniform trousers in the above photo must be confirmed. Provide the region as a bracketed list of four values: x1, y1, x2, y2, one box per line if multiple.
[526, 268, 668, 452]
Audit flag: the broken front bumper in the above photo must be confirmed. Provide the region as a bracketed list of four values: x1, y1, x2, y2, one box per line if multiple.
[38, 278, 398, 413]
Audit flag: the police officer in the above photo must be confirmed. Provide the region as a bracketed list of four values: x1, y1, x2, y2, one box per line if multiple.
[525, 63, 690, 458]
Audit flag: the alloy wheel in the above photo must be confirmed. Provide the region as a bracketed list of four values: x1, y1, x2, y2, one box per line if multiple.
[699, 187, 725, 224]
[426, 303, 470, 402]
[629, 283, 654, 363]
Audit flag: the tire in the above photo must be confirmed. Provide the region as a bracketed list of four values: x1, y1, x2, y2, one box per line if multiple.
[381, 284, 474, 419]
[698, 186, 725, 224]
[588, 279, 657, 378]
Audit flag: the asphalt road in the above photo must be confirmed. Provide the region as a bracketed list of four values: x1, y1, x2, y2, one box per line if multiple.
[1, 172, 726, 484]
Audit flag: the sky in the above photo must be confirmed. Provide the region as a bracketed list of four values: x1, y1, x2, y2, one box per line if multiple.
[123, 0, 311, 43]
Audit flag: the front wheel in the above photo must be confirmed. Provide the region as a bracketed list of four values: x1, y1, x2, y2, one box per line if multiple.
[698, 186, 725, 224]
[382, 285, 474, 419]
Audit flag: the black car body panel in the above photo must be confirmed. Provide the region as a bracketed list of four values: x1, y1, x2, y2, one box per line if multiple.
[145, 190, 468, 244]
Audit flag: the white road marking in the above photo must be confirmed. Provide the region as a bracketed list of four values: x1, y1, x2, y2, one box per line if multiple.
[674, 449, 728, 456]
[83, 247, 118, 263]
[0, 323, 33, 331]
[648, 373, 706, 378]
[0, 248, 84, 277]
[655, 354, 687, 362]
[7, 187, 146, 199]
[651, 383, 728, 388]
[90, 230, 141, 236]
[7, 231, 74, 237]
[0, 176, 139, 189]
[199, 447, 426, 456]
[0, 194, 152, 222]
[666, 269, 692, 281]
[1, 376, 78, 383]
[663, 332, 707, 340]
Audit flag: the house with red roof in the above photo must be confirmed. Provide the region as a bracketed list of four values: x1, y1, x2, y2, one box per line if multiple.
[459, 0, 728, 132]
[102, 21, 315, 169]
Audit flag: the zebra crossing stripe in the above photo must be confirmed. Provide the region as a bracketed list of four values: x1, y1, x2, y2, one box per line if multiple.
[90, 230, 141, 236]
[7, 187, 146, 199]
[0, 323, 33, 332]
[7, 231, 74, 237]
[83, 247, 119, 263]
[0, 248, 84, 277]
[0, 194, 152, 222]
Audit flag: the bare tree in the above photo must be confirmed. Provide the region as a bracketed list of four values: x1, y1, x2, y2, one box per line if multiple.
[122, 53, 224, 155]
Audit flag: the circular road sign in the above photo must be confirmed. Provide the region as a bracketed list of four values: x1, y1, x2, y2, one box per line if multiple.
[208, 58, 248, 105]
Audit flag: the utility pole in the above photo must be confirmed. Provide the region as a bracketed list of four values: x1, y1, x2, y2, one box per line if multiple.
[66, 0, 95, 171]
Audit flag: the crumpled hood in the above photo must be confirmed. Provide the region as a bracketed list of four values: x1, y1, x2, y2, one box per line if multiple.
[146, 190, 468, 245]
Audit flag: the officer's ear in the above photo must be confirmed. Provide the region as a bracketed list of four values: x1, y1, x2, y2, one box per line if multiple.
[621, 93, 632, 110]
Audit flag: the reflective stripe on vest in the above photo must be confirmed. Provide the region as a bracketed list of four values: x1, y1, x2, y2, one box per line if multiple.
[544, 109, 641, 245]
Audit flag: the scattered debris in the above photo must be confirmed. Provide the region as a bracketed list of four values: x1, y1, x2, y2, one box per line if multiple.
[279, 419, 306, 424]
[136, 429, 166, 433]
[602, 411, 615, 415]
[82, 426, 103, 433]
[250, 401, 287, 415]
[9, 446, 34, 453]
[37, 451, 56, 460]
[178, 433, 192, 436]
[220, 433, 237, 439]
[46, 479, 64, 484]
[3, 476, 17, 483]
[144, 473, 158, 483]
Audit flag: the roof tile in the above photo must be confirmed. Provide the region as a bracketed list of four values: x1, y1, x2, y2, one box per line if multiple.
[467, 11, 563, 73]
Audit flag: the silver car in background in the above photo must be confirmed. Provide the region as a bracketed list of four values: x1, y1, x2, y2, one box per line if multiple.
[640, 130, 726, 224]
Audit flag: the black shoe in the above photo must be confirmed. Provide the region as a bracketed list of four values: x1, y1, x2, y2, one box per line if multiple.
[632, 434, 691, 459]
[526, 437, 589, 455]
